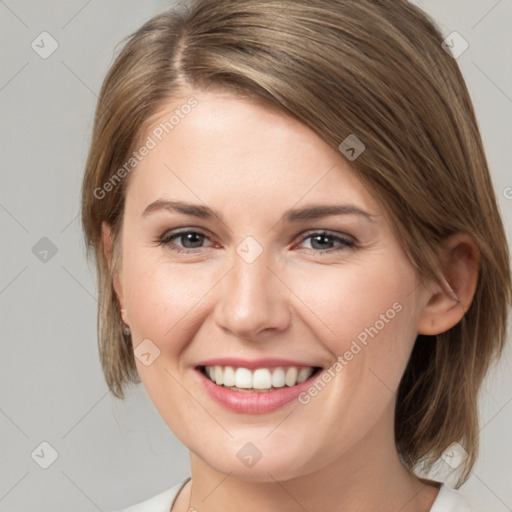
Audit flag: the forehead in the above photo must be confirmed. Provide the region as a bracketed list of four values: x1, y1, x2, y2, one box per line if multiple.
[124, 89, 379, 218]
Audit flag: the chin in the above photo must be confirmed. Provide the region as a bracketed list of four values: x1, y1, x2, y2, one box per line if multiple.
[200, 446, 316, 483]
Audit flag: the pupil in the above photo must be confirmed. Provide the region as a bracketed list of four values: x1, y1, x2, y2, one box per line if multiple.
[184, 232, 203, 248]
[312, 234, 331, 249]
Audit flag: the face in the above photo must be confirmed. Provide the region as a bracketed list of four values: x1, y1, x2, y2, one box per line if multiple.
[109, 88, 432, 481]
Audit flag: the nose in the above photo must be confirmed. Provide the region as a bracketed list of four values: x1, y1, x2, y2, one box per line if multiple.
[213, 245, 291, 341]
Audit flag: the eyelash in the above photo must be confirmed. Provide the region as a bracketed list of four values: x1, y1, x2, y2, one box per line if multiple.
[155, 228, 355, 254]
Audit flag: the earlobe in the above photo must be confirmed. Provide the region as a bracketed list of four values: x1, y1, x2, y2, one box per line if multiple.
[417, 233, 480, 335]
[101, 221, 128, 325]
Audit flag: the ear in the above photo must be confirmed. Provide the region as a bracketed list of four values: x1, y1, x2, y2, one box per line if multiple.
[417, 233, 480, 335]
[101, 221, 128, 326]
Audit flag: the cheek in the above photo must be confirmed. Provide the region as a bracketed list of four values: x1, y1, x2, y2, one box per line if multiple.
[291, 255, 415, 346]
[291, 255, 419, 398]
[121, 248, 217, 347]
[124, 267, 182, 333]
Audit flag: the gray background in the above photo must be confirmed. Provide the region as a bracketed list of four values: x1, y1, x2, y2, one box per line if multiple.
[0, 1, 511, 510]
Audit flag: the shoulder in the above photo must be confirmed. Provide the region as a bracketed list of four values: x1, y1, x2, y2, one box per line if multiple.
[430, 482, 472, 512]
[111, 477, 191, 512]
[110, 478, 470, 512]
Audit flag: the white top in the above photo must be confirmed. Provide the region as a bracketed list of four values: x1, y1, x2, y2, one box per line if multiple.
[113, 477, 472, 511]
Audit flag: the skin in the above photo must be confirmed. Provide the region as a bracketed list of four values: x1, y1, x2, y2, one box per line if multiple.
[102, 88, 479, 512]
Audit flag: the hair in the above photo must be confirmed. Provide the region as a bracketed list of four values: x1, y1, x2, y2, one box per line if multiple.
[81, 0, 511, 488]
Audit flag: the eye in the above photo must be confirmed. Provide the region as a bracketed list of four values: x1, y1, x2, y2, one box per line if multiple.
[156, 228, 355, 254]
[156, 228, 213, 253]
[296, 231, 355, 253]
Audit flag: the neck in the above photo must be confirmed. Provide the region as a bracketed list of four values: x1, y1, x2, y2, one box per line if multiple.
[180, 408, 439, 512]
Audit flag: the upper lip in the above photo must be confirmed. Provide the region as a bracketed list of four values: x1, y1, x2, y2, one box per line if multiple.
[195, 357, 323, 370]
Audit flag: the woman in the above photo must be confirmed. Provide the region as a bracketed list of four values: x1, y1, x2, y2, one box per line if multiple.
[81, 1, 511, 510]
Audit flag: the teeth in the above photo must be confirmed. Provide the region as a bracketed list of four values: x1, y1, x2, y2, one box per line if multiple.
[235, 368, 253, 388]
[284, 367, 298, 386]
[297, 367, 313, 384]
[252, 368, 271, 389]
[223, 366, 235, 387]
[271, 367, 285, 387]
[203, 365, 316, 390]
[214, 365, 224, 385]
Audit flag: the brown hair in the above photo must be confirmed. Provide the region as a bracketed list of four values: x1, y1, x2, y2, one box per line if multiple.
[81, 0, 511, 487]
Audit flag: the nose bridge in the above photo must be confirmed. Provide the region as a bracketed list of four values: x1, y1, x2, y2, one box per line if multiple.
[214, 239, 290, 339]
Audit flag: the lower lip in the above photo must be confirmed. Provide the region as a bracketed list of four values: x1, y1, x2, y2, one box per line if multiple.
[195, 368, 321, 414]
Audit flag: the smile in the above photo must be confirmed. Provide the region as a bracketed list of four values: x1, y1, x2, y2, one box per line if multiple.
[194, 361, 324, 414]
[200, 365, 321, 392]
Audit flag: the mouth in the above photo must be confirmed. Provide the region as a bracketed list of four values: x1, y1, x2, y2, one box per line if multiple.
[196, 364, 323, 393]
[193, 357, 327, 414]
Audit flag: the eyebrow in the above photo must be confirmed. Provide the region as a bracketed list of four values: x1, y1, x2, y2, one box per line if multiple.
[141, 199, 377, 223]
